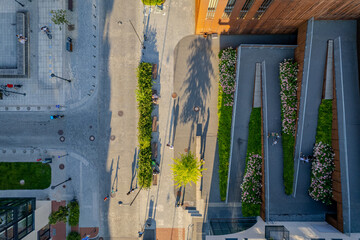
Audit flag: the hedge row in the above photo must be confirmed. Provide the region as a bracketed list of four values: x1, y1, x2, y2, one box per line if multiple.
[218, 48, 237, 201]
[136, 62, 154, 188]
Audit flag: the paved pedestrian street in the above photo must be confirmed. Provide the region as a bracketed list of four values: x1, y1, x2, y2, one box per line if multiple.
[0, 0, 195, 239]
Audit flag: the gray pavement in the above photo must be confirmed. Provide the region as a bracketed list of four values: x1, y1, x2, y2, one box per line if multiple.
[333, 23, 360, 232]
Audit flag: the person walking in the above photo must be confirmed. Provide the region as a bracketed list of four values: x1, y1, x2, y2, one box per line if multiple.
[104, 195, 109, 201]
[126, 188, 135, 195]
[166, 143, 174, 149]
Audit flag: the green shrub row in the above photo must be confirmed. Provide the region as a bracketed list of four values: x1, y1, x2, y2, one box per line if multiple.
[279, 59, 298, 195]
[136, 62, 154, 188]
[48, 200, 79, 226]
[142, 0, 165, 5]
[217, 87, 233, 201]
[242, 108, 262, 217]
[68, 201, 79, 226]
[217, 48, 237, 201]
[67, 232, 80, 240]
[309, 99, 334, 204]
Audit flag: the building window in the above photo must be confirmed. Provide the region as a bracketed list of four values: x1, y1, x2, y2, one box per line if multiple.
[239, 0, 255, 19]
[253, 0, 274, 19]
[206, 0, 219, 19]
[222, 0, 237, 18]
[0, 198, 35, 240]
[38, 224, 50, 240]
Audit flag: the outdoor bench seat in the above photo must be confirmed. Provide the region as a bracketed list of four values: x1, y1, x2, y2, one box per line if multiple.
[152, 116, 158, 132]
[152, 63, 158, 80]
[152, 142, 158, 159]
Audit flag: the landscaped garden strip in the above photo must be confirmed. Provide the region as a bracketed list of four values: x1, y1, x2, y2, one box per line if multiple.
[217, 47, 237, 201]
[279, 59, 298, 195]
[0, 162, 51, 190]
[241, 108, 262, 216]
[309, 99, 334, 204]
[142, 0, 164, 5]
[68, 201, 80, 226]
[136, 62, 153, 188]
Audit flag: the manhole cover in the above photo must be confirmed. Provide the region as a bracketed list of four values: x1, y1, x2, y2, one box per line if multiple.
[60, 136, 65, 142]
[110, 135, 116, 141]
[118, 111, 123, 116]
[37, 106, 41, 110]
[89, 135, 95, 141]
[99, 238, 104, 240]
[20, 180, 25, 185]
[62, 185, 66, 188]
[59, 164, 65, 170]
[89, 125, 93, 129]
[193, 106, 200, 112]
[16, 107, 20, 110]
[172, 92, 177, 98]
[5, 107, 8, 110]
[58, 130, 64, 135]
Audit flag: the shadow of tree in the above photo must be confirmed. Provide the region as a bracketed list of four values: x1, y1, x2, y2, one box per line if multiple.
[180, 37, 214, 124]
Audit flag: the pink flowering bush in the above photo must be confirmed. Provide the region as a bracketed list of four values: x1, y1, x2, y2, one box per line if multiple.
[309, 142, 335, 205]
[279, 59, 298, 136]
[241, 153, 262, 205]
[219, 47, 237, 106]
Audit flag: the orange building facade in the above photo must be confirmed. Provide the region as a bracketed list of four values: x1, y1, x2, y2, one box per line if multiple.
[195, 0, 360, 35]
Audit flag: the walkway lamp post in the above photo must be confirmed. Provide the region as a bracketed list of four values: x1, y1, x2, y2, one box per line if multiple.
[51, 177, 72, 189]
[51, 73, 72, 83]
[129, 186, 143, 206]
[128, 20, 145, 49]
[14, 0, 25, 7]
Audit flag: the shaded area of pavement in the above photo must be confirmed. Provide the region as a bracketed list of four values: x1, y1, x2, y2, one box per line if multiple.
[332, 22, 360, 232]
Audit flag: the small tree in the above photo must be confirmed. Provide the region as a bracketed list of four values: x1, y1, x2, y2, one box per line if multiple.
[48, 206, 68, 224]
[51, 10, 70, 30]
[67, 231, 81, 240]
[171, 151, 206, 189]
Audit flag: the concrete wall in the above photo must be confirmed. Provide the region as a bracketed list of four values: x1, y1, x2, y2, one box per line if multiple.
[23, 201, 51, 240]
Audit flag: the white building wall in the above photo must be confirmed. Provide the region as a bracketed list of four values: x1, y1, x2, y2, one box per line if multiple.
[23, 201, 51, 240]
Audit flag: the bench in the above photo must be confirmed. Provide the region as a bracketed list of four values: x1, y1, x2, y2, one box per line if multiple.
[152, 116, 158, 132]
[151, 142, 158, 159]
[152, 64, 158, 80]
[68, 0, 73, 11]
[152, 174, 157, 185]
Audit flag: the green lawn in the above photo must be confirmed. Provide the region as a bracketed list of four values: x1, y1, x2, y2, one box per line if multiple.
[217, 87, 233, 201]
[0, 162, 51, 190]
[142, 0, 164, 5]
[282, 133, 295, 195]
[315, 99, 332, 144]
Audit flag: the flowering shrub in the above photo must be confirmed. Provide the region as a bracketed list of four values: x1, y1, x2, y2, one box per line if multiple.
[279, 59, 298, 195]
[279, 59, 298, 136]
[309, 142, 335, 205]
[241, 153, 262, 205]
[219, 47, 237, 106]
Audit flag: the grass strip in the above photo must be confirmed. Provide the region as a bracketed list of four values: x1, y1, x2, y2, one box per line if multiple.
[142, 0, 164, 5]
[0, 162, 51, 189]
[282, 133, 295, 195]
[241, 108, 262, 216]
[315, 99, 332, 144]
[136, 62, 153, 188]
